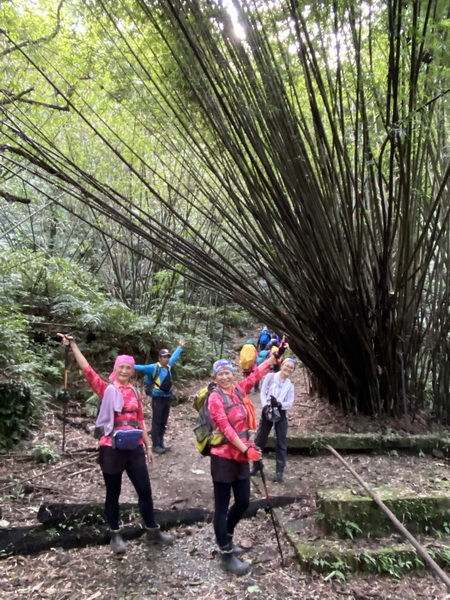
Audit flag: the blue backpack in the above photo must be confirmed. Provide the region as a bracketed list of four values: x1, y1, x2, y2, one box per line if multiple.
[258, 329, 271, 348]
[256, 349, 270, 366]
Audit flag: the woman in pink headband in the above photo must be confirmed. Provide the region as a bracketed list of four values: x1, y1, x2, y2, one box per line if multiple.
[57, 333, 174, 554]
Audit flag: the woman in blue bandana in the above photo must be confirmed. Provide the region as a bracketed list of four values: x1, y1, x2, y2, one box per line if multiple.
[208, 354, 277, 575]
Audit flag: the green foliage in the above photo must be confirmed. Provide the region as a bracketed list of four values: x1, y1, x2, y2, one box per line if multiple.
[85, 392, 99, 417]
[33, 442, 60, 464]
[0, 304, 32, 374]
[360, 550, 424, 578]
[334, 519, 363, 540]
[0, 244, 246, 448]
[0, 247, 134, 334]
[312, 555, 348, 580]
[0, 381, 42, 452]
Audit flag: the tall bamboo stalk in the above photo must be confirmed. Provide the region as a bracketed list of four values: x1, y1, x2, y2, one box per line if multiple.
[1, 0, 449, 419]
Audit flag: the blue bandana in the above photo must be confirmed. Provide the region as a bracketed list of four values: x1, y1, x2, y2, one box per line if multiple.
[284, 358, 297, 366]
[213, 359, 234, 375]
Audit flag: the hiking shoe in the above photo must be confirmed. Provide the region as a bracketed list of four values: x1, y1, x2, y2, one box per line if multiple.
[153, 446, 166, 454]
[145, 525, 174, 546]
[161, 444, 172, 452]
[110, 530, 126, 554]
[273, 472, 283, 483]
[220, 549, 250, 575]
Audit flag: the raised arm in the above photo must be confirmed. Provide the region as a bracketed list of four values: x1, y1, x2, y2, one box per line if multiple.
[56, 333, 88, 369]
[169, 340, 184, 366]
[56, 333, 107, 397]
[238, 355, 276, 395]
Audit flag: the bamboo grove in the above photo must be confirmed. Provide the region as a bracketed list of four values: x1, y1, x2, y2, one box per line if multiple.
[1, 0, 450, 421]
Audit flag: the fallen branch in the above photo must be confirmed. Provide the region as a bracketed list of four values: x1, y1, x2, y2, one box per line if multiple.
[0, 496, 304, 557]
[326, 444, 450, 591]
[37, 496, 304, 527]
[66, 466, 96, 478]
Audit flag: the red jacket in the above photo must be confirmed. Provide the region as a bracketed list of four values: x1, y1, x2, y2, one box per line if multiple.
[209, 360, 272, 461]
[84, 365, 147, 447]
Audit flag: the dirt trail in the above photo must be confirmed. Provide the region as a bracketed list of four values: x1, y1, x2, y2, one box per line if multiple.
[0, 334, 448, 599]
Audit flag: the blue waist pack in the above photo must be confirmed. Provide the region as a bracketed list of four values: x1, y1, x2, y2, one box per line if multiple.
[112, 429, 143, 450]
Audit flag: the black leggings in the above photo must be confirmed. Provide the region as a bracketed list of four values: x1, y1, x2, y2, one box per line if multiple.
[213, 478, 250, 549]
[103, 465, 157, 530]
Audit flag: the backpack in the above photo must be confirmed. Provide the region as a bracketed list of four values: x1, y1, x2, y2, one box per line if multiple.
[193, 383, 244, 456]
[144, 364, 172, 395]
[256, 349, 270, 366]
[239, 343, 256, 370]
[258, 329, 271, 348]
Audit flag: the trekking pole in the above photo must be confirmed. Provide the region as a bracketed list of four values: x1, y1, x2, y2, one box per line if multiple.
[259, 461, 285, 566]
[57, 343, 71, 454]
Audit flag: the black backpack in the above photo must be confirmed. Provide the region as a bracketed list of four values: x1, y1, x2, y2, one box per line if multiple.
[144, 364, 172, 396]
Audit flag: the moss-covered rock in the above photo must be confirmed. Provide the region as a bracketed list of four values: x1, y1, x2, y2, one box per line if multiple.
[317, 486, 450, 537]
[283, 518, 450, 576]
[264, 432, 450, 454]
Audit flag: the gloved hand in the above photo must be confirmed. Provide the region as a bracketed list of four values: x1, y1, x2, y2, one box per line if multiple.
[273, 341, 287, 359]
[246, 446, 261, 461]
[270, 395, 281, 408]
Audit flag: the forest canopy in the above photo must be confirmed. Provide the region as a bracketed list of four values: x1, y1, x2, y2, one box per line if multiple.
[1, 0, 450, 421]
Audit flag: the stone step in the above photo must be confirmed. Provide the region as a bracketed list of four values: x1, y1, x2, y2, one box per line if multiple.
[283, 516, 450, 576]
[264, 432, 450, 453]
[317, 486, 450, 537]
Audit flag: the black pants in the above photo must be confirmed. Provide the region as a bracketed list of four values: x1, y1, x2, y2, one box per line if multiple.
[213, 478, 250, 549]
[254, 410, 288, 474]
[100, 447, 157, 530]
[151, 395, 171, 447]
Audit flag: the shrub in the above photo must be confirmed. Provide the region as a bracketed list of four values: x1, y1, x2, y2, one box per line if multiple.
[0, 381, 43, 452]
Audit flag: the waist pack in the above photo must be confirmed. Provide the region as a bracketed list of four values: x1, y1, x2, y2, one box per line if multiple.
[112, 429, 143, 450]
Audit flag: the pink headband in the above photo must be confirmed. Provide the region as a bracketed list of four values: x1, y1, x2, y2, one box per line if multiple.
[109, 355, 135, 381]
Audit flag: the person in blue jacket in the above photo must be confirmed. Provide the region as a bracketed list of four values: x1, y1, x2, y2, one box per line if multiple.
[256, 327, 271, 351]
[135, 338, 184, 454]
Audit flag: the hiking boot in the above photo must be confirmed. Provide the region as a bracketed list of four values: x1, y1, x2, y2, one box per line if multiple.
[250, 461, 261, 477]
[145, 525, 174, 546]
[153, 445, 166, 454]
[220, 548, 250, 575]
[161, 444, 172, 452]
[110, 530, 126, 554]
[273, 471, 283, 483]
[227, 535, 245, 556]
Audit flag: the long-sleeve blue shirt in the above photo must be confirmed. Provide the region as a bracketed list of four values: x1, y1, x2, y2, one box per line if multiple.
[135, 346, 183, 396]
